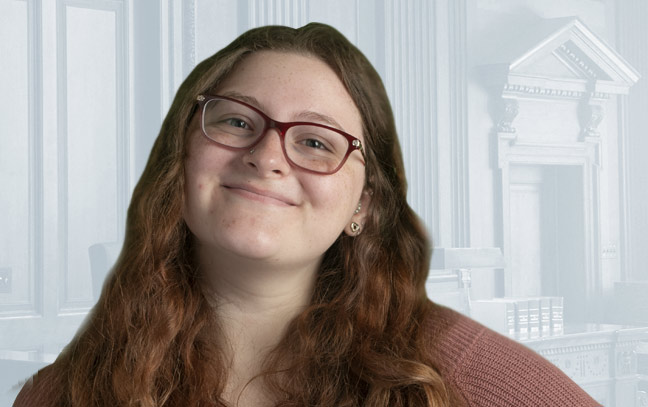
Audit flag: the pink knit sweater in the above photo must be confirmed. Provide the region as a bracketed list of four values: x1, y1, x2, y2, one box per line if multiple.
[424, 303, 601, 406]
[14, 302, 601, 406]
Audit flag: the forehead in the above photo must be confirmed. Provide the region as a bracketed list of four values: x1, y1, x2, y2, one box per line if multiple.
[213, 51, 364, 140]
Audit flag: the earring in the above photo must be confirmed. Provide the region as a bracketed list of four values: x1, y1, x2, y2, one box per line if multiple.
[350, 222, 361, 234]
[354, 201, 362, 214]
[249, 148, 256, 155]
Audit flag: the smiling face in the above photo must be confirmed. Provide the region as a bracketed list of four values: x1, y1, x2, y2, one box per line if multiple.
[183, 51, 369, 277]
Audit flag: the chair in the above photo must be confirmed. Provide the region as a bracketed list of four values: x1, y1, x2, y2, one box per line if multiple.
[88, 242, 121, 301]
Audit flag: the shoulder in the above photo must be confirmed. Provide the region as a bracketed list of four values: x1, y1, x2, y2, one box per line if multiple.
[13, 364, 63, 407]
[424, 301, 601, 407]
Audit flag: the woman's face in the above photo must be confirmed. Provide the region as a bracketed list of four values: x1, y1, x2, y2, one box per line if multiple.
[183, 51, 368, 274]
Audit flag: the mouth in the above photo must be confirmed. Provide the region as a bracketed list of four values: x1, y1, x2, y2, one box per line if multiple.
[222, 184, 296, 207]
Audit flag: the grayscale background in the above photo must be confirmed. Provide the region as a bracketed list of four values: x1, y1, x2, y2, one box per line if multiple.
[1, 1, 647, 406]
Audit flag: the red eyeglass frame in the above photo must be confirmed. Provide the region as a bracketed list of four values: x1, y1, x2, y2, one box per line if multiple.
[196, 94, 366, 175]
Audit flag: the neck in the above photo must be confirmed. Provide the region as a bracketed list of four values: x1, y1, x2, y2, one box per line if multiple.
[199, 246, 318, 323]
[207, 265, 315, 349]
[197, 245, 318, 404]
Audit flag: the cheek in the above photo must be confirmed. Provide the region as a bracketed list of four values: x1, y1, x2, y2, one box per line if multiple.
[306, 170, 363, 219]
[183, 163, 206, 214]
[185, 138, 236, 187]
[183, 146, 223, 222]
[182, 178, 205, 234]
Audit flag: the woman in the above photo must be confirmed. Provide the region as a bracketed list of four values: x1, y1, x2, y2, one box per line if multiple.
[15, 23, 599, 406]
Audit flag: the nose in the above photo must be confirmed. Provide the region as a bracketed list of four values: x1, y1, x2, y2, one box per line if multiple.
[243, 128, 291, 176]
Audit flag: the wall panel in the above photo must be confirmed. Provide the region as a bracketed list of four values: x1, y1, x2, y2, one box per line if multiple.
[308, 0, 356, 42]
[57, 0, 127, 310]
[0, 0, 39, 316]
[616, 0, 648, 281]
[195, 0, 237, 63]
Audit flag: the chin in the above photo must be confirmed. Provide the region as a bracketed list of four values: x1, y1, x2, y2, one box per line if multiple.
[220, 232, 284, 260]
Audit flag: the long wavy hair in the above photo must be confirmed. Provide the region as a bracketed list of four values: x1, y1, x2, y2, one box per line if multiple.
[48, 23, 451, 406]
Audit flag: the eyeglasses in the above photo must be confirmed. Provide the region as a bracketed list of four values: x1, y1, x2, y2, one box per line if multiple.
[195, 94, 366, 175]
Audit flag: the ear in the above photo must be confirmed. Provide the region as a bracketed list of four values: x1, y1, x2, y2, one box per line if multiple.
[343, 188, 372, 236]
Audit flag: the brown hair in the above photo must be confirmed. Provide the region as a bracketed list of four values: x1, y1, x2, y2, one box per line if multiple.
[48, 23, 450, 406]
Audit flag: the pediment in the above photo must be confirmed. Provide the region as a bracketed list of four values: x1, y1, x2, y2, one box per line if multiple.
[483, 18, 640, 96]
[513, 49, 584, 80]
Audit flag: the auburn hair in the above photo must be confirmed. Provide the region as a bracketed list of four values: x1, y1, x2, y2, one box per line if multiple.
[47, 23, 451, 406]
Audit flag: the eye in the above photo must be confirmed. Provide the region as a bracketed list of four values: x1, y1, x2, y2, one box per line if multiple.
[222, 117, 252, 130]
[301, 138, 329, 151]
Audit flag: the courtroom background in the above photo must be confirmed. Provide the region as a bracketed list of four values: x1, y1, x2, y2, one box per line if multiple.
[1, 0, 647, 405]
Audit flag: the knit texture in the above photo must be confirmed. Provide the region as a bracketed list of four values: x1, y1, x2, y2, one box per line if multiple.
[425, 302, 602, 406]
[14, 303, 603, 406]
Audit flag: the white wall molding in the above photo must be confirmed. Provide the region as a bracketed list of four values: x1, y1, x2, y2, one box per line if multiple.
[182, 0, 196, 75]
[0, 0, 45, 318]
[615, 0, 648, 282]
[247, 0, 309, 28]
[448, 0, 470, 248]
[28, 0, 44, 317]
[28, 0, 45, 316]
[160, 0, 179, 114]
[381, 0, 440, 242]
[420, 0, 470, 248]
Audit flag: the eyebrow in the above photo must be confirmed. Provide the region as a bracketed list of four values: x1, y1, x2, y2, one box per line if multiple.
[218, 91, 347, 132]
[295, 110, 345, 132]
[219, 91, 268, 111]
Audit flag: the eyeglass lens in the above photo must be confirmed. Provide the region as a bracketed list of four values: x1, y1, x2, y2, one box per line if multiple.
[202, 98, 352, 173]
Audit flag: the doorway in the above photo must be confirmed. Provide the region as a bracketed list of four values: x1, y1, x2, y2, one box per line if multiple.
[509, 164, 586, 322]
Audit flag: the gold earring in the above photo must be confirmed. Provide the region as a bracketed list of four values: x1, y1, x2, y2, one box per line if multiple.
[354, 201, 362, 214]
[350, 222, 361, 234]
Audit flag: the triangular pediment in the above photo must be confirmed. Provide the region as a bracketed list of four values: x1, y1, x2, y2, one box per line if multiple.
[507, 18, 639, 94]
[513, 49, 589, 80]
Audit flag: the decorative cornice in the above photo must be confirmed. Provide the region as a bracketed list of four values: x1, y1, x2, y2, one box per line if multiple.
[502, 83, 610, 100]
[507, 18, 640, 87]
[486, 18, 640, 102]
[557, 43, 600, 80]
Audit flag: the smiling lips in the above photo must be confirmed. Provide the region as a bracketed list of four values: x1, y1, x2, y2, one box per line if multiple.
[222, 184, 297, 206]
